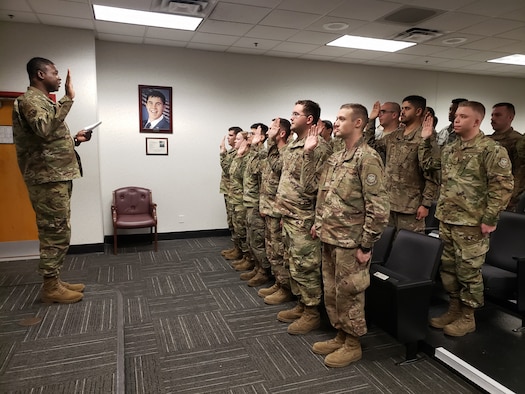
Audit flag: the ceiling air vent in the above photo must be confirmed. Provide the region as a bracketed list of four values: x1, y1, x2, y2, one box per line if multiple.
[380, 7, 441, 25]
[151, 0, 217, 17]
[392, 28, 443, 43]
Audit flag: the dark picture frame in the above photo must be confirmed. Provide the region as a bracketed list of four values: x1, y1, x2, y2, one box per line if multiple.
[146, 137, 169, 155]
[139, 85, 173, 133]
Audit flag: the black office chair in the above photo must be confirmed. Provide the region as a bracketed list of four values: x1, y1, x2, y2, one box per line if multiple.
[371, 226, 395, 265]
[366, 229, 444, 363]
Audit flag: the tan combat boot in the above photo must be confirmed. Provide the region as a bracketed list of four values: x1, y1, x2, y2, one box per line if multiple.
[234, 255, 255, 271]
[59, 278, 86, 293]
[324, 334, 362, 368]
[312, 330, 346, 355]
[277, 302, 304, 323]
[240, 267, 258, 281]
[224, 247, 242, 260]
[221, 247, 236, 256]
[41, 277, 83, 304]
[287, 305, 321, 335]
[258, 283, 279, 298]
[264, 287, 294, 305]
[429, 297, 462, 328]
[247, 268, 270, 287]
[443, 305, 476, 337]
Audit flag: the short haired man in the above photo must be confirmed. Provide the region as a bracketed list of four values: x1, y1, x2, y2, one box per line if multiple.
[489, 102, 524, 211]
[220, 126, 243, 259]
[365, 101, 402, 163]
[143, 90, 170, 130]
[309, 103, 389, 367]
[275, 100, 332, 335]
[436, 98, 468, 147]
[420, 101, 513, 336]
[13, 57, 92, 303]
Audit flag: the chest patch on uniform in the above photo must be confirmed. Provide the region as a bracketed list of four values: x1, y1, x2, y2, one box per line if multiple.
[498, 157, 510, 169]
[365, 173, 377, 186]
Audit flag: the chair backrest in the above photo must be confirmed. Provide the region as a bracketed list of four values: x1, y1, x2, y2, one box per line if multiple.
[517, 192, 525, 215]
[485, 211, 525, 273]
[113, 187, 152, 215]
[425, 201, 439, 233]
[371, 226, 395, 264]
[384, 229, 444, 281]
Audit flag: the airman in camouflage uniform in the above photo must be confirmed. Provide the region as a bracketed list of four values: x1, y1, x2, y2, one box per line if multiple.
[488, 102, 524, 212]
[12, 57, 91, 304]
[258, 118, 293, 304]
[419, 101, 513, 337]
[310, 103, 389, 368]
[275, 100, 332, 335]
[366, 95, 438, 233]
[241, 123, 272, 286]
[219, 126, 242, 259]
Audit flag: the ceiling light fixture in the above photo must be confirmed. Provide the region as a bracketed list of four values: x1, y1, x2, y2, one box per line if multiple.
[442, 37, 467, 45]
[323, 22, 349, 31]
[93, 4, 202, 31]
[487, 54, 525, 66]
[327, 35, 416, 52]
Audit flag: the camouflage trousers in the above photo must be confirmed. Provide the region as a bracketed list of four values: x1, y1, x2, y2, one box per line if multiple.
[223, 195, 234, 234]
[246, 207, 269, 269]
[439, 222, 488, 308]
[231, 203, 248, 253]
[389, 210, 425, 233]
[282, 216, 322, 306]
[322, 243, 369, 337]
[27, 181, 73, 278]
[264, 215, 290, 288]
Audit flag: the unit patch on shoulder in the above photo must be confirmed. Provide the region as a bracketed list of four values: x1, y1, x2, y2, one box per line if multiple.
[498, 157, 510, 169]
[365, 173, 377, 186]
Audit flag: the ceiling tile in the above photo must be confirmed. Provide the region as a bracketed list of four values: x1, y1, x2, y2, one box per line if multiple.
[456, 0, 524, 17]
[277, 0, 344, 14]
[209, 3, 271, 24]
[245, 25, 297, 40]
[349, 22, 409, 39]
[287, 30, 340, 45]
[399, 44, 449, 56]
[191, 32, 239, 46]
[342, 49, 386, 60]
[329, 0, 401, 22]
[461, 37, 520, 51]
[496, 26, 525, 40]
[0, 11, 40, 23]
[307, 45, 353, 57]
[271, 41, 319, 54]
[305, 16, 368, 34]
[232, 37, 280, 50]
[28, 0, 92, 19]
[38, 14, 94, 29]
[145, 27, 195, 41]
[144, 37, 187, 48]
[98, 33, 144, 44]
[95, 20, 146, 36]
[418, 12, 487, 31]
[198, 20, 253, 36]
[259, 9, 320, 29]
[187, 42, 229, 52]
[459, 18, 524, 36]
[0, 0, 32, 12]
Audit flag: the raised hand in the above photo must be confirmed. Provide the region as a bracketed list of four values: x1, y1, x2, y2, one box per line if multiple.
[65, 69, 75, 100]
[237, 138, 248, 156]
[268, 117, 280, 140]
[251, 125, 263, 145]
[370, 100, 380, 119]
[304, 122, 320, 152]
[220, 135, 227, 153]
[421, 111, 434, 140]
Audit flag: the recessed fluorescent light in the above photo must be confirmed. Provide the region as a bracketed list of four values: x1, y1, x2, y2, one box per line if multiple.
[487, 54, 525, 66]
[327, 35, 416, 52]
[93, 4, 202, 31]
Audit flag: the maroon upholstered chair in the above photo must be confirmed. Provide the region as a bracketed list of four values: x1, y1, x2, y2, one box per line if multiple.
[111, 186, 157, 254]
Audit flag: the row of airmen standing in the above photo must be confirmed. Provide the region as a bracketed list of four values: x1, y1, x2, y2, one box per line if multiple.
[218, 96, 515, 368]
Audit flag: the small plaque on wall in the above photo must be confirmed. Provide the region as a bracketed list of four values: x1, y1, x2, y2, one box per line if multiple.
[146, 137, 168, 155]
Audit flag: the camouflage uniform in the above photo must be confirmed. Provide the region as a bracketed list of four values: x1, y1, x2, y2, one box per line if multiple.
[488, 128, 524, 211]
[220, 148, 237, 233]
[276, 136, 332, 306]
[228, 152, 249, 253]
[12, 87, 81, 278]
[419, 133, 513, 308]
[243, 145, 269, 270]
[330, 137, 345, 153]
[315, 138, 389, 337]
[366, 125, 438, 233]
[260, 142, 290, 287]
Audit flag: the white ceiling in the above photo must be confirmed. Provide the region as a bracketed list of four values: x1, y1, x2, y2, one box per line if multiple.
[2, 0, 525, 78]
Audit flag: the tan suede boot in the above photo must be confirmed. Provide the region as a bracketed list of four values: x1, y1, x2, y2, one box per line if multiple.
[234, 255, 255, 271]
[224, 247, 242, 260]
[264, 287, 294, 305]
[221, 247, 236, 256]
[41, 277, 83, 304]
[430, 297, 462, 328]
[312, 330, 346, 355]
[287, 305, 320, 335]
[258, 283, 279, 298]
[324, 334, 362, 368]
[59, 278, 86, 293]
[240, 267, 258, 281]
[247, 268, 270, 287]
[277, 302, 304, 323]
[444, 305, 476, 337]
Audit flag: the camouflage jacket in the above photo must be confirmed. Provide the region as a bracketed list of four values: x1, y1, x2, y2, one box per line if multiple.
[315, 138, 389, 249]
[276, 136, 332, 220]
[12, 87, 80, 185]
[365, 124, 438, 213]
[419, 132, 513, 226]
[488, 128, 525, 210]
[260, 142, 285, 217]
[228, 151, 249, 205]
[219, 148, 236, 194]
[243, 145, 266, 208]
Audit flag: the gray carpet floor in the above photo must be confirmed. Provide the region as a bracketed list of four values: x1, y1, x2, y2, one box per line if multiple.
[0, 236, 482, 393]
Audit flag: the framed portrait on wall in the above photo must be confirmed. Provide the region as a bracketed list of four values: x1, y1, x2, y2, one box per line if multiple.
[146, 137, 169, 155]
[139, 85, 173, 133]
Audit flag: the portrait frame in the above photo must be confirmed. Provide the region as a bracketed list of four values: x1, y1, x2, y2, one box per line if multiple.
[146, 137, 169, 155]
[139, 85, 173, 133]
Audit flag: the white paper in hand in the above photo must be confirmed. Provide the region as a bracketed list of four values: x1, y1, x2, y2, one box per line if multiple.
[84, 121, 102, 132]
